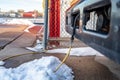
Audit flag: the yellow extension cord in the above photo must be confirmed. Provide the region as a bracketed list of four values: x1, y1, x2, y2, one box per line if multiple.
[1, 49, 48, 61]
[54, 45, 72, 72]
[2, 52, 37, 61]
[1, 43, 72, 72]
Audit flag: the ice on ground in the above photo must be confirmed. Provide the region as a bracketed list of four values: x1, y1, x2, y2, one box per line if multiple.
[47, 47, 104, 56]
[0, 56, 74, 80]
[3, 19, 34, 25]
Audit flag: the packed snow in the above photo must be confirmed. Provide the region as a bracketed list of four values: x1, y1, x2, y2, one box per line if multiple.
[0, 56, 74, 80]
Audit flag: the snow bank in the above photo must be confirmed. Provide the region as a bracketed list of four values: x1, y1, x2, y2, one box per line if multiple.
[47, 47, 104, 56]
[0, 56, 74, 80]
[3, 19, 34, 25]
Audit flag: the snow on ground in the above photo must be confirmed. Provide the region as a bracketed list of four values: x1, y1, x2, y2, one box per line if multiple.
[26, 42, 103, 56]
[47, 47, 104, 56]
[0, 56, 74, 80]
[0, 18, 8, 24]
[0, 18, 43, 34]
[0, 61, 5, 66]
[3, 19, 34, 25]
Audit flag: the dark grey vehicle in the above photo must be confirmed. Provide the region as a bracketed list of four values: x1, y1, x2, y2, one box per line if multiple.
[65, 0, 120, 63]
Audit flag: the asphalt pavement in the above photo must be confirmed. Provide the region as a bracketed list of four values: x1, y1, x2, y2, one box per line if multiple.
[0, 24, 36, 60]
[0, 32, 36, 60]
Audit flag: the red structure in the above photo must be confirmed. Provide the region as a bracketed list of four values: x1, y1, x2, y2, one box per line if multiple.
[23, 12, 37, 18]
[49, 0, 60, 38]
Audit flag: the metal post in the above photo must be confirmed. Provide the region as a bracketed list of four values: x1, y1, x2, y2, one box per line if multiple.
[43, 0, 49, 49]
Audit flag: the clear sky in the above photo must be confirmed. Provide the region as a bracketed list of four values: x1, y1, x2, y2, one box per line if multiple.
[0, 0, 43, 12]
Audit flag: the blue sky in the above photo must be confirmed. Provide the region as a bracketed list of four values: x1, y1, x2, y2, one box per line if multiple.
[0, 0, 43, 12]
